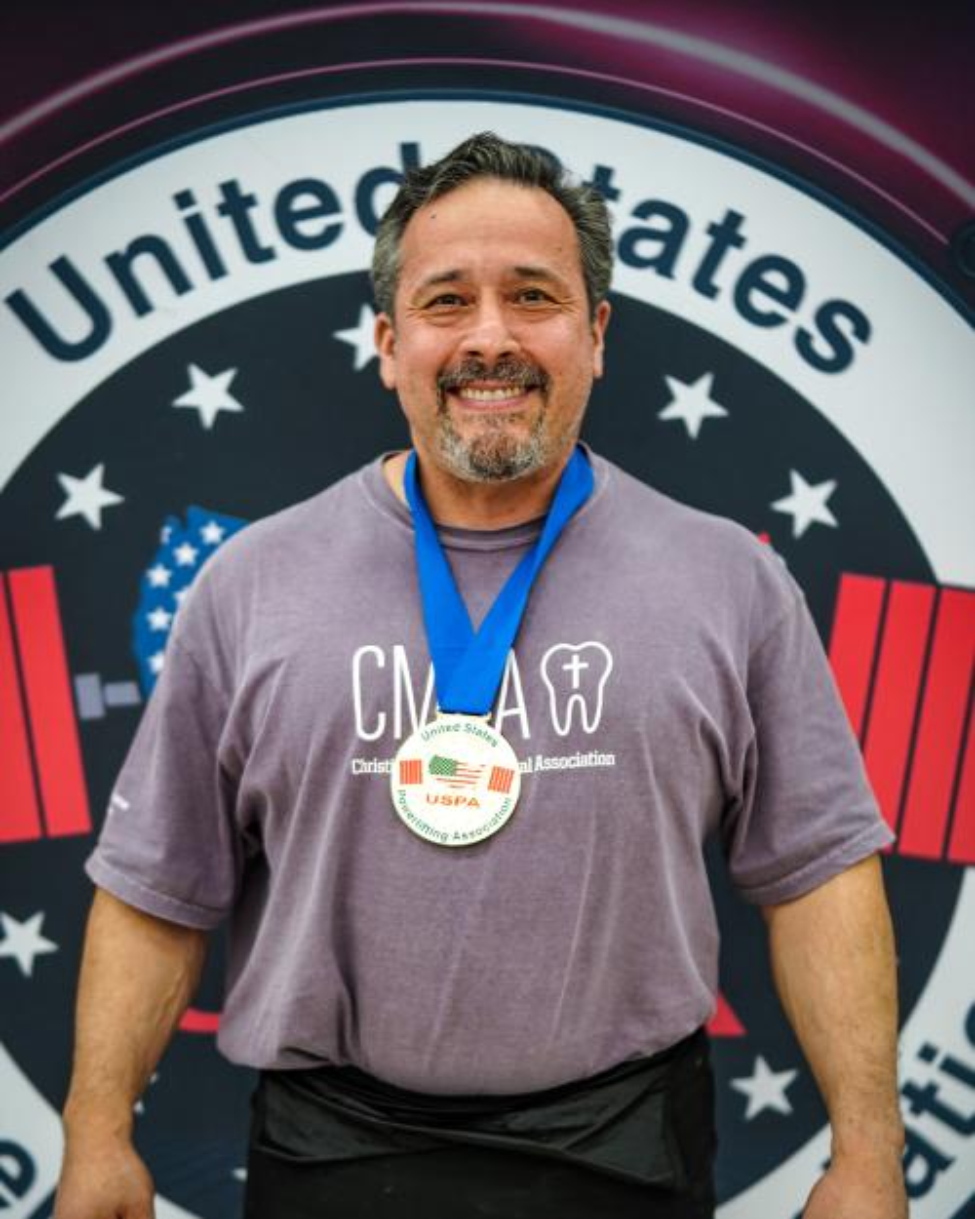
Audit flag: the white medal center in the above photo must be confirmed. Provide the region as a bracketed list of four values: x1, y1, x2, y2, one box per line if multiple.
[391, 714, 522, 847]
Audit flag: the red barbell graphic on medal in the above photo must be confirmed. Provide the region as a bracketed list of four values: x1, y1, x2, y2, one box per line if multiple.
[392, 714, 522, 847]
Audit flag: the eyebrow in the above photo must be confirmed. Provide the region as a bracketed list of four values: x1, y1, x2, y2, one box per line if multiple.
[512, 265, 565, 285]
[413, 265, 570, 293]
[415, 270, 465, 292]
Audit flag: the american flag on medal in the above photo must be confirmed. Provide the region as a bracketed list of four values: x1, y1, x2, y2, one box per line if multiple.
[488, 766, 515, 794]
[399, 759, 423, 785]
[428, 755, 484, 789]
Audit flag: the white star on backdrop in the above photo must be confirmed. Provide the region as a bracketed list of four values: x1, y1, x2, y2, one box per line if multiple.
[173, 542, 198, 567]
[147, 563, 171, 587]
[658, 371, 728, 439]
[771, 469, 839, 538]
[334, 304, 378, 371]
[147, 608, 173, 631]
[200, 520, 225, 545]
[149, 651, 165, 675]
[0, 911, 58, 977]
[730, 1055, 799, 1120]
[55, 464, 124, 530]
[173, 363, 244, 429]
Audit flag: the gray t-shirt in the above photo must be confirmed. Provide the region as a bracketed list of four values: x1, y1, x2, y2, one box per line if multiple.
[87, 451, 891, 1093]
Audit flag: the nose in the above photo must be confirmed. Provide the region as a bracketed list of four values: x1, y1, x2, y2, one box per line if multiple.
[458, 296, 521, 365]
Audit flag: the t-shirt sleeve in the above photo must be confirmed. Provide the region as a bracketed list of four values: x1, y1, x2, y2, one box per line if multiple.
[721, 579, 894, 905]
[85, 631, 243, 930]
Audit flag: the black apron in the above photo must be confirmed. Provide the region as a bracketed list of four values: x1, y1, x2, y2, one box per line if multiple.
[244, 1028, 716, 1219]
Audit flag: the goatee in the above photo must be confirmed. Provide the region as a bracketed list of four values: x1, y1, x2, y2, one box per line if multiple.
[434, 357, 559, 483]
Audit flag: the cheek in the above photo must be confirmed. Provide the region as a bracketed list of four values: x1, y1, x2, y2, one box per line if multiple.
[396, 351, 448, 417]
[398, 337, 448, 383]
[550, 344, 595, 389]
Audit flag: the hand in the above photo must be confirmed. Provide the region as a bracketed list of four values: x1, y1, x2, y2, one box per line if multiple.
[54, 1134, 155, 1219]
[802, 1152, 908, 1219]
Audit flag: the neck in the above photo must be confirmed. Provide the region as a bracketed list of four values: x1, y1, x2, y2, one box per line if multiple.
[383, 448, 573, 529]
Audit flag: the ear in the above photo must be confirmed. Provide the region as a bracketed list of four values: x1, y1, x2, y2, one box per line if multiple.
[591, 300, 612, 379]
[375, 311, 397, 390]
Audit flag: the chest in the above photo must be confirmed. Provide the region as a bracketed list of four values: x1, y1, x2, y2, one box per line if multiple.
[229, 552, 751, 799]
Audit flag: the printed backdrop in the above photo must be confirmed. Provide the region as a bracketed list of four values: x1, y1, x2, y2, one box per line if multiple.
[0, 4, 973, 1217]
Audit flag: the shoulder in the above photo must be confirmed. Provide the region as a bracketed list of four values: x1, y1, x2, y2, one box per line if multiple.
[590, 450, 770, 561]
[206, 465, 369, 579]
[167, 460, 380, 665]
[588, 450, 803, 632]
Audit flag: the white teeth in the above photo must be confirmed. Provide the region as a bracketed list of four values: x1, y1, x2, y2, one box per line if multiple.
[457, 387, 525, 401]
[540, 642, 613, 736]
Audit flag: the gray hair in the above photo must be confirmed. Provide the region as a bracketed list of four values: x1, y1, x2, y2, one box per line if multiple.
[371, 132, 613, 319]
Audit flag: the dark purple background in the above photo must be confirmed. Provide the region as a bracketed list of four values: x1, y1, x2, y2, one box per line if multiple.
[2, 0, 973, 302]
[2, 0, 973, 161]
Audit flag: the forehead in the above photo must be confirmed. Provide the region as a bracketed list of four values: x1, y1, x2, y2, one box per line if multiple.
[396, 178, 583, 287]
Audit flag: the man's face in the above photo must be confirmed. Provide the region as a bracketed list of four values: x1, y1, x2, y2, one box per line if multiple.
[375, 178, 611, 483]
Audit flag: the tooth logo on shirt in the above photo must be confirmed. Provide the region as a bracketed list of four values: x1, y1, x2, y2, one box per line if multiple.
[539, 642, 614, 736]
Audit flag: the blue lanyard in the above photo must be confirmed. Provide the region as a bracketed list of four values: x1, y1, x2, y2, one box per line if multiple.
[404, 447, 594, 714]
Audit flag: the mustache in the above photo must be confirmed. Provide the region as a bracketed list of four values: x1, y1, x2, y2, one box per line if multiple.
[437, 358, 550, 396]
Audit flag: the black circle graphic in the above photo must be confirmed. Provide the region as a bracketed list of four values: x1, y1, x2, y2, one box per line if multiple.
[0, 270, 962, 1211]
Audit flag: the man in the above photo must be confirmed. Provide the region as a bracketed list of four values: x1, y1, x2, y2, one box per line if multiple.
[56, 133, 907, 1219]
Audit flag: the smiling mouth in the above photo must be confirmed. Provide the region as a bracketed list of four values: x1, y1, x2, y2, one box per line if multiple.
[438, 360, 548, 412]
[452, 385, 535, 406]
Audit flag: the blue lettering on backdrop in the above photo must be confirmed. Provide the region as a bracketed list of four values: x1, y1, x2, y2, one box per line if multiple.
[4, 141, 872, 376]
[795, 299, 872, 374]
[274, 178, 344, 251]
[900, 1000, 975, 1200]
[583, 162, 622, 202]
[0, 1139, 36, 1208]
[615, 200, 871, 373]
[354, 141, 421, 235]
[617, 199, 690, 279]
[692, 210, 748, 298]
[6, 255, 113, 362]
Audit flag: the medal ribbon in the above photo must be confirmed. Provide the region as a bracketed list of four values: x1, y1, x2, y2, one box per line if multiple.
[404, 446, 593, 715]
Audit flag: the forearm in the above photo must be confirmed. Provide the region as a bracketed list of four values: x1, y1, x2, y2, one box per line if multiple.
[63, 887, 207, 1138]
[762, 855, 904, 1160]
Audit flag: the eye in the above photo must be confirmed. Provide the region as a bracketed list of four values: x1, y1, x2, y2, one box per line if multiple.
[517, 287, 554, 304]
[425, 292, 466, 309]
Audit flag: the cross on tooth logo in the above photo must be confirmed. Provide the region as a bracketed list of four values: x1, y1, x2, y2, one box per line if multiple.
[539, 642, 614, 736]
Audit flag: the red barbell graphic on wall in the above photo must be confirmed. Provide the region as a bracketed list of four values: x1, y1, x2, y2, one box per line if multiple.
[2, 566, 973, 862]
[828, 575, 975, 865]
[1, 565, 972, 1039]
[0, 566, 90, 843]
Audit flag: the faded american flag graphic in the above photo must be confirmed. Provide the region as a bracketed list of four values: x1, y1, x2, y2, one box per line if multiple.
[429, 755, 484, 789]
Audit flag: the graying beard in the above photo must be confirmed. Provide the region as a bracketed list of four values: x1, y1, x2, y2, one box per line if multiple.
[440, 431, 545, 482]
[435, 410, 572, 484]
